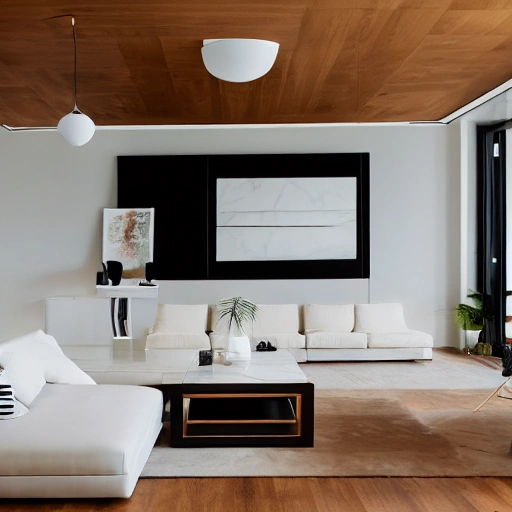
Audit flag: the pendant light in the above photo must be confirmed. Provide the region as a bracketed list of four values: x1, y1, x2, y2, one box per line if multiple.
[201, 39, 279, 83]
[57, 17, 95, 146]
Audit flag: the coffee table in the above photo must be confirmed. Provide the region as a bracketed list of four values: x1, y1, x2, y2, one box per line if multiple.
[63, 346, 314, 448]
[168, 349, 314, 448]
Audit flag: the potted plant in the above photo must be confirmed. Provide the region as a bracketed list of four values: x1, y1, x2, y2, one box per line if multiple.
[455, 291, 491, 354]
[215, 296, 259, 359]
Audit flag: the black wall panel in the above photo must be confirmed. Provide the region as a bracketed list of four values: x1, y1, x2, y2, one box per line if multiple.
[118, 153, 370, 280]
[117, 155, 208, 280]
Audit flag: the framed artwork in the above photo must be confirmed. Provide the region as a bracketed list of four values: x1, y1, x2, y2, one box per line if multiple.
[102, 208, 155, 279]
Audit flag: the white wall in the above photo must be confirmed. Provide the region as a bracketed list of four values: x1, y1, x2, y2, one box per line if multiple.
[0, 123, 459, 346]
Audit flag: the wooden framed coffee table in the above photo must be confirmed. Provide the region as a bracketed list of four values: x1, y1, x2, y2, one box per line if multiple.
[168, 350, 314, 448]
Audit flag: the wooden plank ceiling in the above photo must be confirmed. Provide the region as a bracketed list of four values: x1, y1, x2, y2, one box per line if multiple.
[1, 0, 512, 127]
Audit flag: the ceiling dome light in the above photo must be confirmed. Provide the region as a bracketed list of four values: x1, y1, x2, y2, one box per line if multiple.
[58, 109, 95, 146]
[201, 38, 279, 83]
[58, 17, 95, 146]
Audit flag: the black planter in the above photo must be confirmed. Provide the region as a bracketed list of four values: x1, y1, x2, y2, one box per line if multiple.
[107, 260, 123, 286]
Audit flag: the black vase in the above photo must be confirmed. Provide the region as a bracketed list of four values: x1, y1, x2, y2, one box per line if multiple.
[145, 262, 155, 283]
[107, 260, 123, 286]
[96, 262, 109, 285]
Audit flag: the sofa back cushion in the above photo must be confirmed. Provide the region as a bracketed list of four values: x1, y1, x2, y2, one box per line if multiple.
[152, 304, 209, 334]
[304, 304, 354, 332]
[210, 303, 301, 335]
[0, 330, 95, 385]
[354, 303, 409, 333]
[252, 304, 301, 335]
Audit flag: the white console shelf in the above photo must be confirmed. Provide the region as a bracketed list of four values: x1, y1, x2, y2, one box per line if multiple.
[95, 285, 159, 298]
[96, 285, 159, 348]
[45, 286, 159, 352]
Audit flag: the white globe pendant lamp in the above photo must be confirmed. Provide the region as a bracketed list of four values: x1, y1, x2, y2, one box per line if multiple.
[58, 108, 95, 147]
[201, 39, 279, 83]
[58, 17, 95, 147]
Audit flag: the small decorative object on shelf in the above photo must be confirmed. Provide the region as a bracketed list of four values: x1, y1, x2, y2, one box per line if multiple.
[96, 262, 109, 285]
[139, 262, 157, 287]
[106, 260, 123, 286]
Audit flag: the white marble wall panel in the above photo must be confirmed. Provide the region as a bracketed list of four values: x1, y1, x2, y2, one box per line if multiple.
[216, 177, 357, 261]
[217, 225, 356, 261]
[217, 177, 356, 214]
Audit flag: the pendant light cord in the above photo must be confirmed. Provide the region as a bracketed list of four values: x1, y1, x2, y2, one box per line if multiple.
[42, 14, 80, 113]
[72, 17, 78, 112]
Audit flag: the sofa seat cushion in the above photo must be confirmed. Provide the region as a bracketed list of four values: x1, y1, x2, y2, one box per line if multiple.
[146, 332, 210, 349]
[0, 384, 162, 477]
[304, 304, 355, 333]
[250, 333, 306, 349]
[367, 330, 434, 348]
[306, 331, 367, 349]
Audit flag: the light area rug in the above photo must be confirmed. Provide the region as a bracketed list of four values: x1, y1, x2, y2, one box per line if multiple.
[141, 388, 512, 478]
[142, 351, 512, 478]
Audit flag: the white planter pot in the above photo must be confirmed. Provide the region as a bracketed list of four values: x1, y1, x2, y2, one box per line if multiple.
[464, 329, 481, 349]
[227, 335, 251, 360]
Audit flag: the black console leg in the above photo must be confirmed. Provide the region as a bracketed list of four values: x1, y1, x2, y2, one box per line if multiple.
[502, 345, 512, 377]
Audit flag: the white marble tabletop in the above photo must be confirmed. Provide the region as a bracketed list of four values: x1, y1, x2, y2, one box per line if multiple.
[62, 346, 308, 386]
[184, 350, 308, 384]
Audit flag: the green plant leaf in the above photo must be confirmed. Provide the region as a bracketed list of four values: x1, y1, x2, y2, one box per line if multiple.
[216, 296, 259, 335]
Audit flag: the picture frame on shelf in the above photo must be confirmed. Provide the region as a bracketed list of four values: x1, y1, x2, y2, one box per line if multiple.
[102, 208, 155, 280]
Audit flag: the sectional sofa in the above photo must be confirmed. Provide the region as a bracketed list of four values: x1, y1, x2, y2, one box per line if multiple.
[146, 302, 433, 362]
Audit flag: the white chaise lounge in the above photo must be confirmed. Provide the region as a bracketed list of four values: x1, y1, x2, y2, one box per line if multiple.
[0, 330, 163, 498]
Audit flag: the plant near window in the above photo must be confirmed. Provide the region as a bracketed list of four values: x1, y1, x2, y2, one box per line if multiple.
[455, 291, 485, 331]
[455, 291, 493, 354]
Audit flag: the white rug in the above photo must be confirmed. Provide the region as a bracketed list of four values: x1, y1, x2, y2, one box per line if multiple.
[141, 350, 511, 478]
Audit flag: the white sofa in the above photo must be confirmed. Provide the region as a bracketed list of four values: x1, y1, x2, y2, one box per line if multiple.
[304, 303, 433, 361]
[146, 302, 433, 362]
[209, 303, 307, 362]
[0, 330, 163, 498]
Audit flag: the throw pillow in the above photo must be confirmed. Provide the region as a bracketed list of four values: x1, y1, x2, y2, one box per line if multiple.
[0, 330, 96, 385]
[0, 364, 29, 419]
[0, 351, 46, 407]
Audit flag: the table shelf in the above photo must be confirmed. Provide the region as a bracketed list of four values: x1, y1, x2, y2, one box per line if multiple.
[183, 393, 300, 438]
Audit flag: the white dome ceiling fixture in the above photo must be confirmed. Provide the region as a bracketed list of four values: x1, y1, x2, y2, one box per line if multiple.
[57, 17, 95, 147]
[201, 39, 280, 83]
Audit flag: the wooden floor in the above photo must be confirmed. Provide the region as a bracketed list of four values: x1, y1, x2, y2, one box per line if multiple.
[2, 477, 512, 512]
